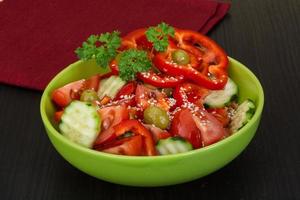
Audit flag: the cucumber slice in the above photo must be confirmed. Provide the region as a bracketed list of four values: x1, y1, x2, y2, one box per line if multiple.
[59, 101, 101, 148]
[97, 75, 126, 99]
[204, 78, 238, 108]
[229, 99, 255, 133]
[156, 137, 193, 155]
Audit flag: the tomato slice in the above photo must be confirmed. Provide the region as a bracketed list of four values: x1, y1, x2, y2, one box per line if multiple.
[173, 82, 209, 107]
[135, 84, 170, 111]
[207, 108, 230, 127]
[143, 124, 172, 143]
[193, 110, 226, 146]
[82, 74, 100, 91]
[93, 105, 129, 147]
[54, 110, 64, 122]
[51, 79, 85, 108]
[170, 108, 202, 148]
[51, 74, 102, 108]
[101, 135, 143, 156]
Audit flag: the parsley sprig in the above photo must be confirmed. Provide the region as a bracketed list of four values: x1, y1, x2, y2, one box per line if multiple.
[75, 22, 175, 82]
[118, 49, 152, 81]
[75, 31, 121, 67]
[145, 22, 175, 52]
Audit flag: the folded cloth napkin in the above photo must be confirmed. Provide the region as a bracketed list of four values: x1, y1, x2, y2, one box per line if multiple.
[0, 0, 230, 90]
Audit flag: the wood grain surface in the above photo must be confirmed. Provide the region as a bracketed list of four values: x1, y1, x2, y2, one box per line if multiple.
[1, 0, 299, 199]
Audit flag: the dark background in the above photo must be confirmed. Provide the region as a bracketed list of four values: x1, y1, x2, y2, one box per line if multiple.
[1, 0, 299, 199]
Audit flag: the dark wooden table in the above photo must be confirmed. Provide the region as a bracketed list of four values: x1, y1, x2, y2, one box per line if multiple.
[1, 0, 300, 199]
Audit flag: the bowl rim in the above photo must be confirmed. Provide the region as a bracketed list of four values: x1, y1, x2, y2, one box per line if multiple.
[40, 57, 264, 161]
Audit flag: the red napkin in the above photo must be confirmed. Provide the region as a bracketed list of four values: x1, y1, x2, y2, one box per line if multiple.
[0, 0, 230, 91]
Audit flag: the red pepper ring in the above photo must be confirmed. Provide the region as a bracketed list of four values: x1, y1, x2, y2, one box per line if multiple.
[153, 29, 229, 90]
[175, 29, 229, 71]
[121, 28, 153, 50]
[113, 119, 157, 156]
[109, 60, 185, 88]
[154, 53, 228, 90]
[137, 71, 185, 88]
[109, 60, 119, 76]
[117, 29, 186, 88]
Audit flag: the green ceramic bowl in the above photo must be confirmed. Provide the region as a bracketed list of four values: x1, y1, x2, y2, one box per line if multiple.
[40, 57, 264, 187]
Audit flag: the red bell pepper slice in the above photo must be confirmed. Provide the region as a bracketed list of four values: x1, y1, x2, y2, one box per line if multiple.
[113, 120, 156, 156]
[153, 29, 229, 90]
[137, 71, 185, 88]
[173, 82, 209, 108]
[114, 82, 136, 100]
[110, 59, 184, 88]
[113, 82, 137, 107]
[121, 28, 153, 50]
[100, 135, 143, 156]
[109, 60, 120, 76]
[120, 29, 185, 87]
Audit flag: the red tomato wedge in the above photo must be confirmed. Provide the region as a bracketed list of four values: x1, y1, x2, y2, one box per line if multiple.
[82, 75, 100, 91]
[173, 82, 209, 107]
[54, 110, 64, 122]
[207, 108, 230, 127]
[93, 105, 129, 148]
[51, 79, 85, 108]
[143, 124, 172, 143]
[135, 84, 170, 111]
[192, 110, 226, 146]
[170, 108, 202, 148]
[51, 75, 101, 108]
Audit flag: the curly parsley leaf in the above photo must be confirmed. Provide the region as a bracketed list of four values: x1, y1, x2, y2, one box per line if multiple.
[118, 49, 152, 81]
[145, 22, 175, 52]
[75, 31, 121, 68]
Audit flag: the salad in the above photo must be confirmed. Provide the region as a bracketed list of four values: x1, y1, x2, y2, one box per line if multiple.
[51, 23, 255, 156]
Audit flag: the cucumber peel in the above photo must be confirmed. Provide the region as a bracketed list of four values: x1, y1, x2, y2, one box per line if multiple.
[59, 101, 101, 148]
